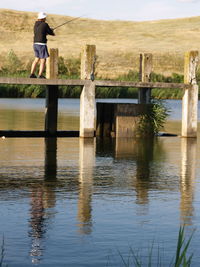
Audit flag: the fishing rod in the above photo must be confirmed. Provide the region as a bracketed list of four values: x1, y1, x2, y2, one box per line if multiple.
[53, 15, 86, 30]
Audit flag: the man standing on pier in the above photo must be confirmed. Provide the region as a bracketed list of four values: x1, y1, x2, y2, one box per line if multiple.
[30, 12, 55, 79]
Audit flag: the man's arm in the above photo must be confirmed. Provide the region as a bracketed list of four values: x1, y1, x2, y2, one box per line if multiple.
[46, 23, 55, 36]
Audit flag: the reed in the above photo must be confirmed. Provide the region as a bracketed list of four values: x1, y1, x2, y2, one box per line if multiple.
[0, 236, 6, 267]
[174, 226, 194, 267]
[109, 226, 194, 267]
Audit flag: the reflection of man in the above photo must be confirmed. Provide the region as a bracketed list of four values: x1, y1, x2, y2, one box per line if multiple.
[30, 12, 55, 79]
[29, 187, 45, 264]
[29, 184, 56, 264]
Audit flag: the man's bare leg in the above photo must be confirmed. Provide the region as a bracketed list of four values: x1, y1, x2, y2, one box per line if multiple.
[38, 58, 46, 77]
[30, 57, 40, 75]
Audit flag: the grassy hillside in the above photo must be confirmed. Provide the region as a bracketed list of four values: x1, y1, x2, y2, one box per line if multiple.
[0, 8, 200, 78]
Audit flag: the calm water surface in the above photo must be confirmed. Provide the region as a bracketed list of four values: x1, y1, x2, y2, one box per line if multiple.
[0, 99, 200, 266]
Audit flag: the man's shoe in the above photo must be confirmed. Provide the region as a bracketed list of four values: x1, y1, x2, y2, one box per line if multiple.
[38, 75, 46, 79]
[29, 73, 37, 78]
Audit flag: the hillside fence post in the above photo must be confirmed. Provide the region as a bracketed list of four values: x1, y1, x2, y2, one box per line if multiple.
[182, 51, 199, 138]
[138, 53, 153, 104]
[45, 48, 59, 136]
[80, 44, 96, 137]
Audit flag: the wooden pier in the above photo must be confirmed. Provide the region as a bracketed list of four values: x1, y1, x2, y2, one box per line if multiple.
[0, 46, 198, 138]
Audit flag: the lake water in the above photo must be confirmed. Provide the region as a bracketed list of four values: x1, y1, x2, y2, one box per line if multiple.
[0, 98, 200, 266]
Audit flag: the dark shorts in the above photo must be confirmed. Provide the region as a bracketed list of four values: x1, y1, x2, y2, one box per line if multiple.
[33, 44, 49, 59]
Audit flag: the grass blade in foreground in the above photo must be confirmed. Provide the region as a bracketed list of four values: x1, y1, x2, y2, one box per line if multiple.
[174, 226, 194, 267]
[114, 226, 194, 267]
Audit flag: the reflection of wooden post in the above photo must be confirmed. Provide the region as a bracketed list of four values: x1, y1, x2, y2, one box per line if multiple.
[45, 48, 59, 135]
[44, 137, 57, 180]
[139, 53, 152, 104]
[180, 138, 197, 225]
[182, 51, 199, 137]
[78, 138, 95, 234]
[80, 45, 96, 137]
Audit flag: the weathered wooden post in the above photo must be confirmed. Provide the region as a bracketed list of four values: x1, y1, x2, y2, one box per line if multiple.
[80, 45, 96, 137]
[45, 48, 59, 135]
[182, 51, 199, 138]
[138, 53, 153, 104]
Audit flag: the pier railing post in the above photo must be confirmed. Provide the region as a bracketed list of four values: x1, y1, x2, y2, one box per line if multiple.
[45, 48, 59, 135]
[182, 51, 199, 138]
[138, 53, 152, 104]
[80, 45, 96, 137]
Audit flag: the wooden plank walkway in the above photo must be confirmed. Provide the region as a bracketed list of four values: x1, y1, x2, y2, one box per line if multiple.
[0, 47, 198, 138]
[0, 77, 192, 89]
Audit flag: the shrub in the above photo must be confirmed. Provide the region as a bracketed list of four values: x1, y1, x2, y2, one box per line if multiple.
[136, 99, 170, 136]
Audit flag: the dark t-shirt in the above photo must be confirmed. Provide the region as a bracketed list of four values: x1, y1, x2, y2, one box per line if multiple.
[33, 21, 54, 43]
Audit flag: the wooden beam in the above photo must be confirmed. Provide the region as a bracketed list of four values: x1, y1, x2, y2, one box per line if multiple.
[0, 77, 86, 86]
[0, 131, 79, 137]
[0, 77, 192, 89]
[95, 80, 191, 89]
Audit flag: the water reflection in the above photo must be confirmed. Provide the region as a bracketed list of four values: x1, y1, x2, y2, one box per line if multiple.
[44, 138, 57, 180]
[180, 138, 197, 225]
[29, 138, 57, 264]
[0, 134, 198, 265]
[135, 138, 154, 206]
[29, 186, 47, 264]
[115, 138, 154, 209]
[77, 138, 95, 235]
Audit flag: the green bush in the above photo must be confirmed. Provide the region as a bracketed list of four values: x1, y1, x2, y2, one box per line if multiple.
[136, 99, 170, 136]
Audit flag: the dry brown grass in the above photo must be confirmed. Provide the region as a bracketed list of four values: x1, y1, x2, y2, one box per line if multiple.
[0, 8, 200, 78]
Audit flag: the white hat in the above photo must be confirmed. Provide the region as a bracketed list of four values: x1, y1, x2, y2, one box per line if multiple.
[38, 12, 47, 19]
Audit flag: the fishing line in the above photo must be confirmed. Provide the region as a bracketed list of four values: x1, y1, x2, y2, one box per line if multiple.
[53, 15, 86, 30]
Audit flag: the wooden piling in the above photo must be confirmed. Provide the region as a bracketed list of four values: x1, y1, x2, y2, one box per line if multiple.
[45, 48, 59, 135]
[182, 51, 199, 138]
[80, 45, 96, 137]
[46, 48, 58, 79]
[138, 53, 152, 104]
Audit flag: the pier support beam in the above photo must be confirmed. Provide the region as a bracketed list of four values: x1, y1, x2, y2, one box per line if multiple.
[182, 51, 199, 138]
[45, 48, 59, 135]
[80, 45, 96, 137]
[138, 53, 152, 104]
